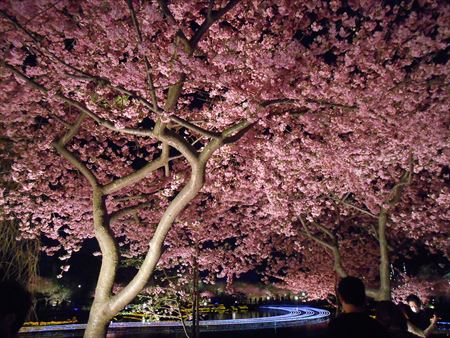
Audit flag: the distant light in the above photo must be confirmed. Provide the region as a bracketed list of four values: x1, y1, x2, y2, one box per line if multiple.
[266, 296, 270, 300]
[294, 296, 299, 300]
[78, 284, 82, 288]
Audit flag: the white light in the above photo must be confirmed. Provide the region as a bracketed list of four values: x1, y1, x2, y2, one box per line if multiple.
[294, 296, 299, 300]
[266, 296, 270, 300]
[78, 284, 82, 288]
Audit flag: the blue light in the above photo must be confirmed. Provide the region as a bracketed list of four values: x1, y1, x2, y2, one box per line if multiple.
[20, 306, 331, 334]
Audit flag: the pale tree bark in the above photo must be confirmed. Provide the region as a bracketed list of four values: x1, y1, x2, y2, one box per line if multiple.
[53, 113, 250, 338]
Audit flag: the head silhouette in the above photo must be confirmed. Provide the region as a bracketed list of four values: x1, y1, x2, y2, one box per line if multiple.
[406, 294, 422, 314]
[0, 280, 32, 338]
[337, 276, 366, 308]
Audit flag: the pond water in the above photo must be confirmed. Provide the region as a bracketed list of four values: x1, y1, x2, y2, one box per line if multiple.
[20, 306, 330, 338]
[200, 308, 286, 320]
[106, 322, 328, 338]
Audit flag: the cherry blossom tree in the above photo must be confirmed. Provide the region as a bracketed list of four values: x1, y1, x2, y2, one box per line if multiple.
[1, 0, 449, 337]
[0, 1, 254, 336]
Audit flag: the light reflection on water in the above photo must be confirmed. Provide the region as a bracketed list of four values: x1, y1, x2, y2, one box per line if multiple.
[201, 309, 284, 321]
[21, 307, 329, 338]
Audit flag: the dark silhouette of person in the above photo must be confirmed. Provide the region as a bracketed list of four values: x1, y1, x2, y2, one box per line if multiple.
[328, 276, 387, 338]
[376, 300, 417, 338]
[405, 294, 438, 337]
[0, 280, 32, 338]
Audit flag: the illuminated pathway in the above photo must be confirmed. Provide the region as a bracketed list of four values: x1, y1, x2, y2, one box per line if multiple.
[20, 306, 330, 336]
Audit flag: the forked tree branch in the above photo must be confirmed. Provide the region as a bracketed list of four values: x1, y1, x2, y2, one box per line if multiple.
[52, 114, 99, 188]
[102, 141, 170, 195]
[298, 216, 347, 278]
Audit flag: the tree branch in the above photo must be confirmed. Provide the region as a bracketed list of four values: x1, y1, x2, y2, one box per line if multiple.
[190, 0, 240, 52]
[110, 202, 150, 223]
[1, 10, 157, 114]
[156, 128, 199, 167]
[51, 112, 98, 187]
[199, 120, 252, 163]
[338, 199, 378, 219]
[260, 97, 357, 110]
[59, 112, 87, 146]
[169, 115, 220, 139]
[102, 141, 169, 195]
[299, 216, 334, 251]
[52, 141, 99, 188]
[156, 0, 189, 46]
[65, 72, 156, 113]
[311, 220, 334, 240]
[125, 0, 160, 112]
[2, 61, 154, 138]
[385, 156, 414, 207]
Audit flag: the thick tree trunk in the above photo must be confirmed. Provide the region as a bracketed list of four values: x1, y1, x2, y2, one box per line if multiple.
[84, 189, 118, 338]
[84, 303, 110, 338]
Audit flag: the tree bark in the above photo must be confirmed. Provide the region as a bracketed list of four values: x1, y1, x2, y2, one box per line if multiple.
[377, 209, 391, 301]
[84, 189, 119, 338]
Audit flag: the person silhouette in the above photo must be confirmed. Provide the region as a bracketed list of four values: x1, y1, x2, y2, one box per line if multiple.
[328, 276, 387, 338]
[405, 294, 438, 337]
[0, 280, 32, 338]
[376, 300, 417, 338]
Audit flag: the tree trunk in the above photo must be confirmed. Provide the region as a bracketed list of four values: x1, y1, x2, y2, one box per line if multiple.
[84, 303, 110, 338]
[377, 209, 391, 301]
[84, 189, 119, 338]
[192, 240, 200, 338]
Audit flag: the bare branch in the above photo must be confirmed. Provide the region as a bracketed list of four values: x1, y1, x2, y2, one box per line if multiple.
[338, 199, 378, 219]
[190, 0, 240, 52]
[113, 194, 157, 203]
[207, 0, 215, 20]
[261, 97, 357, 110]
[103, 141, 170, 195]
[311, 220, 334, 240]
[51, 112, 99, 187]
[299, 216, 334, 251]
[53, 141, 99, 188]
[163, 142, 170, 177]
[0, 9, 43, 42]
[60, 113, 87, 146]
[170, 115, 220, 139]
[385, 156, 414, 207]
[156, 0, 189, 46]
[48, 113, 71, 128]
[198, 119, 252, 163]
[157, 128, 199, 166]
